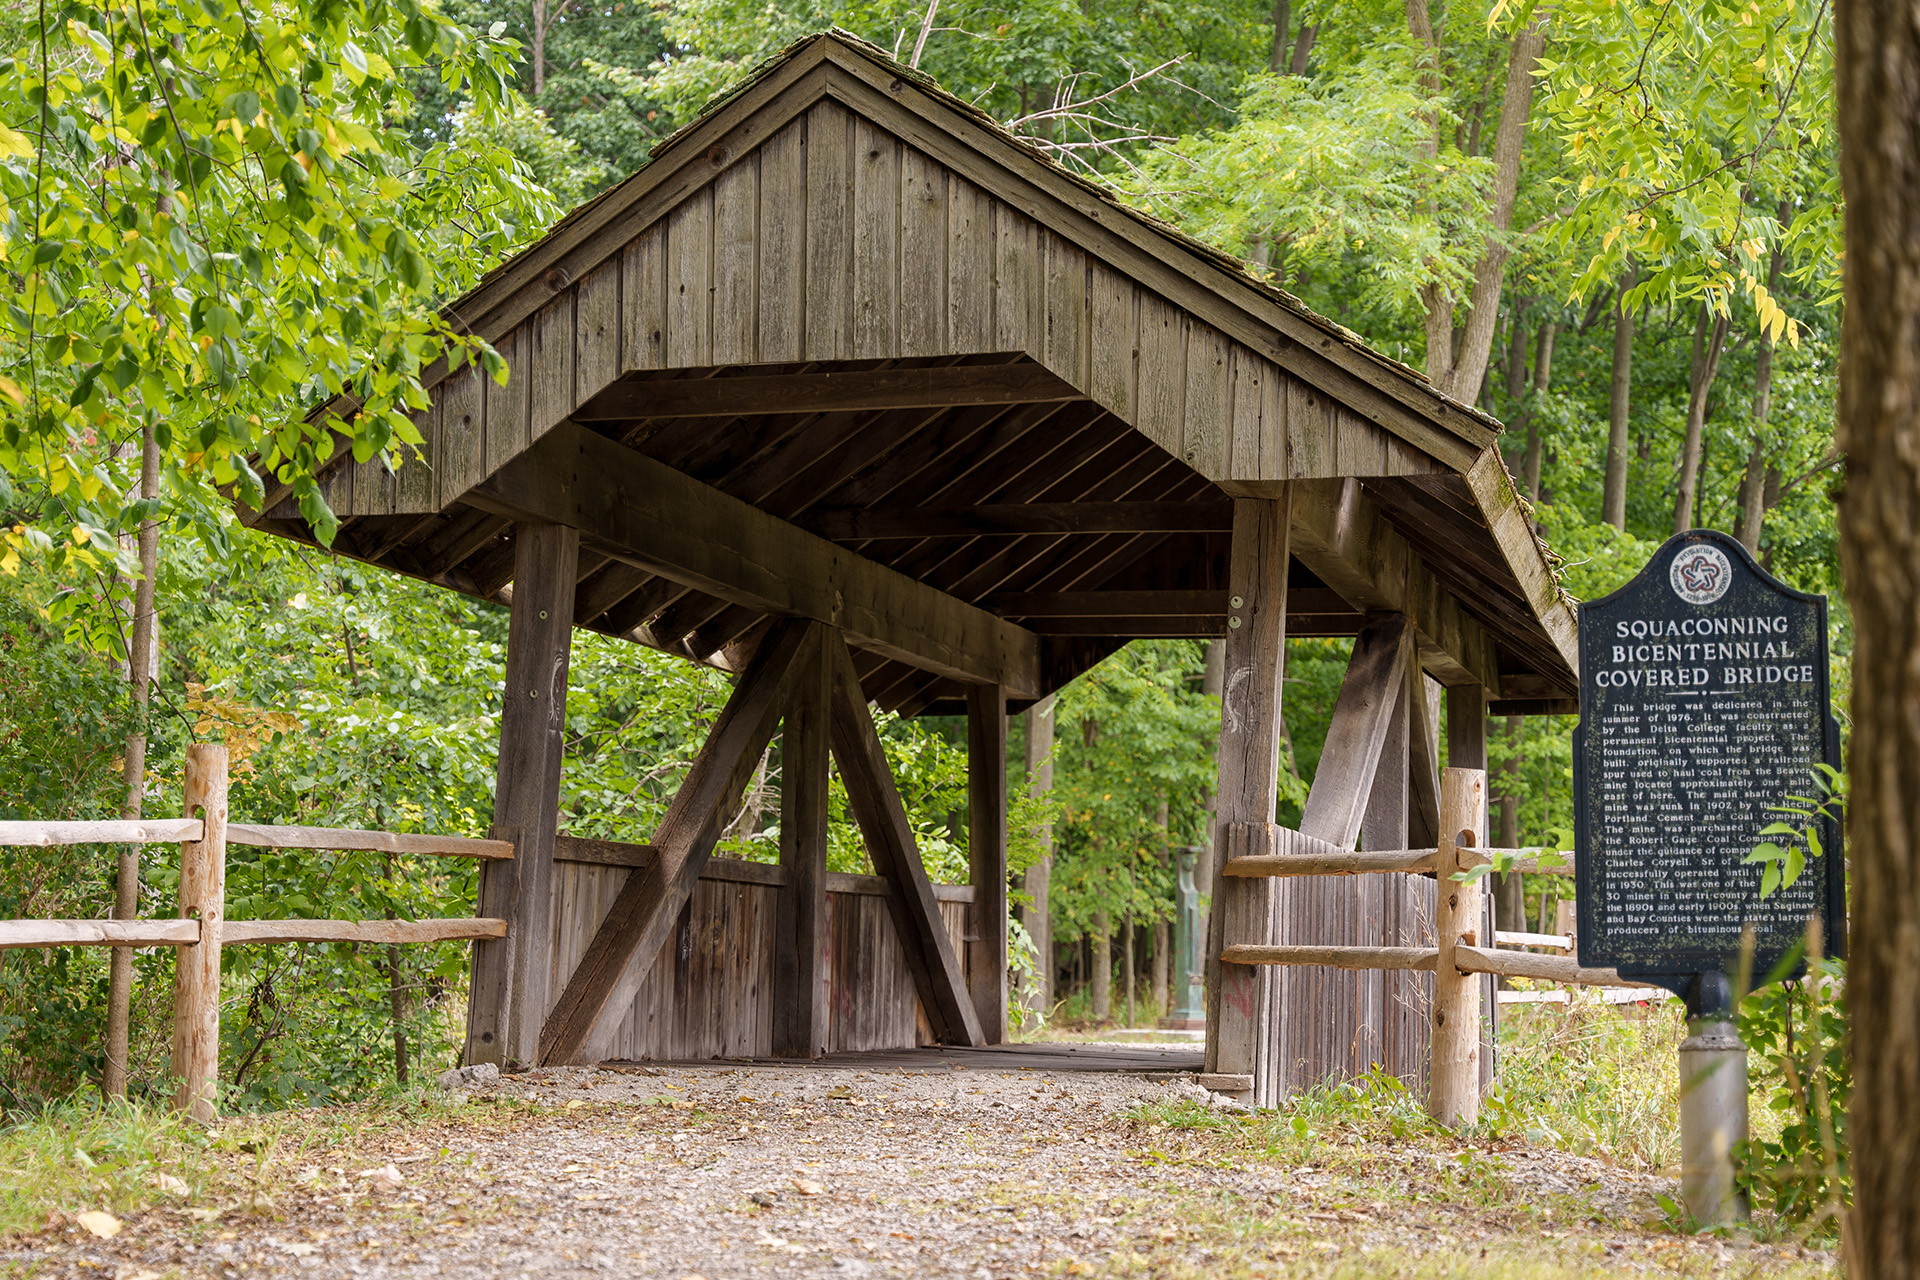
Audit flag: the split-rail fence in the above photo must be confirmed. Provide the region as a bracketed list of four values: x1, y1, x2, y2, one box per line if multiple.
[0, 743, 509, 1120]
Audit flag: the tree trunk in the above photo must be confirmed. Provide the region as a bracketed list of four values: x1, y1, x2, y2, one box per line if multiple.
[1602, 268, 1636, 529]
[1270, 0, 1291, 73]
[1522, 321, 1557, 505]
[1837, 0, 1920, 1266]
[383, 854, 410, 1085]
[1021, 696, 1055, 1020]
[531, 0, 548, 95]
[1495, 716, 1525, 933]
[1091, 914, 1111, 1021]
[1289, 23, 1318, 75]
[1123, 910, 1135, 1025]
[1674, 301, 1732, 534]
[1414, 18, 1548, 399]
[103, 420, 160, 1100]
[1152, 919, 1169, 1017]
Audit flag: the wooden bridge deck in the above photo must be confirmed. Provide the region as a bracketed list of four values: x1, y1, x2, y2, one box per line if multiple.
[617, 1042, 1205, 1074]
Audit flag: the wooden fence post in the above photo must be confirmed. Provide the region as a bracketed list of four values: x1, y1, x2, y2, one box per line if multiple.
[1431, 766, 1486, 1126]
[172, 743, 228, 1121]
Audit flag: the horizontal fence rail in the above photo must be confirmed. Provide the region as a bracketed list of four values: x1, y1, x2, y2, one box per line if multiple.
[1220, 939, 1658, 990]
[0, 743, 518, 1120]
[0, 819, 514, 861]
[0, 918, 506, 949]
[227, 825, 515, 859]
[1224, 846, 1570, 878]
[0, 818, 205, 847]
[0, 919, 202, 948]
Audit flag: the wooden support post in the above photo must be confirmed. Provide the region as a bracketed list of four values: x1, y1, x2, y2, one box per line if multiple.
[774, 629, 832, 1058]
[1203, 492, 1291, 1101]
[828, 637, 984, 1047]
[1020, 695, 1056, 1022]
[468, 523, 579, 1068]
[1446, 683, 1496, 1096]
[171, 744, 227, 1121]
[1268, 613, 1416, 1096]
[967, 684, 1009, 1044]
[1408, 675, 1443, 848]
[1431, 766, 1487, 1127]
[541, 619, 815, 1065]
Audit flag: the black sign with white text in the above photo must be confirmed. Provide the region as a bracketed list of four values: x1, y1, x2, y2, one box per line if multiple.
[1573, 530, 1843, 978]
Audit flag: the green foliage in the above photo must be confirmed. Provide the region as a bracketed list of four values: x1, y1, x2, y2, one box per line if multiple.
[0, 0, 561, 592]
[1536, 0, 1836, 317]
[1746, 763, 1844, 900]
[1049, 642, 1219, 944]
[1131, 37, 1495, 339]
[1738, 951, 1849, 1234]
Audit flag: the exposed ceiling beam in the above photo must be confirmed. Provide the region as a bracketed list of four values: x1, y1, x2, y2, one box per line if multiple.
[1279, 478, 1513, 696]
[468, 421, 1044, 698]
[573, 363, 1084, 423]
[806, 500, 1233, 541]
[986, 587, 1354, 618]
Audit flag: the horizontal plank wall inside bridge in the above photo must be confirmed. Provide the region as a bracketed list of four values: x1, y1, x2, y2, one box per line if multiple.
[547, 860, 971, 1060]
[388, 100, 1442, 509]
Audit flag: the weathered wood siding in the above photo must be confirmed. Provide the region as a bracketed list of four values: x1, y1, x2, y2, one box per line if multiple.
[358, 101, 1441, 515]
[1266, 875, 1435, 1095]
[545, 858, 973, 1060]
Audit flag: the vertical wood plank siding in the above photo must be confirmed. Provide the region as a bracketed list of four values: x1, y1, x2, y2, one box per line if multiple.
[545, 860, 972, 1059]
[390, 114, 1436, 511]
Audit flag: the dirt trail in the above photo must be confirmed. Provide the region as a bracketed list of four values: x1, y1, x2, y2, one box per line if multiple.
[14, 1063, 1834, 1279]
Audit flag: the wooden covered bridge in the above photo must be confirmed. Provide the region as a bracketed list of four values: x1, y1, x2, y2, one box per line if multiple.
[238, 33, 1578, 1104]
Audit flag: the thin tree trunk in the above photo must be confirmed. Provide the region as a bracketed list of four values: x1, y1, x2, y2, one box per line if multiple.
[1674, 301, 1732, 534]
[1152, 919, 1169, 1017]
[383, 853, 409, 1086]
[103, 420, 160, 1100]
[1091, 913, 1111, 1021]
[1021, 696, 1055, 1019]
[1495, 716, 1525, 933]
[1123, 909, 1135, 1026]
[909, 0, 940, 69]
[1270, 0, 1291, 72]
[1414, 17, 1547, 399]
[1837, 0, 1920, 1264]
[1602, 268, 1636, 528]
[1289, 23, 1318, 75]
[1523, 320, 1557, 504]
[531, 0, 547, 95]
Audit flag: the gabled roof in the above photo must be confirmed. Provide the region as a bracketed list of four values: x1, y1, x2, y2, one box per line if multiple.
[246, 30, 1578, 713]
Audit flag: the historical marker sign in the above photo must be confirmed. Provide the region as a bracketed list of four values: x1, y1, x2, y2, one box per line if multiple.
[1573, 530, 1844, 980]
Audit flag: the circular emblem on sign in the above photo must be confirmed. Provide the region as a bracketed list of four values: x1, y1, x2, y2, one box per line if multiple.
[1670, 543, 1732, 606]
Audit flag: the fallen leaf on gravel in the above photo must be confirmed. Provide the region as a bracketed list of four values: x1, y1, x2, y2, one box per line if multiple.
[278, 1242, 319, 1257]
[185, 1207, 222, 1224]
[358, 1164, 405, 1191]
[120, 1270, 161, 1280]
[152, 1172, 189, 1196]
[791, 1178, 825, 1196]
[76, 1211, 122, 1238]
[565, 1099, 588, 1110]
[826, 1085, 853, 1099]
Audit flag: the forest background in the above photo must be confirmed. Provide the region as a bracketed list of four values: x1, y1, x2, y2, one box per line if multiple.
[0, 0, 1841, 1107]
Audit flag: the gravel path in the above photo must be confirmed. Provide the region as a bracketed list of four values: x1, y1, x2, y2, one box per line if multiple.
[14, 1062, 1836, 1279]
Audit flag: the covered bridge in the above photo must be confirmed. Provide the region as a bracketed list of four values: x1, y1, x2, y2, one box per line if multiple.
[239, 33, 1579, 1104]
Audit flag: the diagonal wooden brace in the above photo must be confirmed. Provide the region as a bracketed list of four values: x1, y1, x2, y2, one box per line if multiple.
[537, 618, 819, 1065]
[825, 636, 984, 1047]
